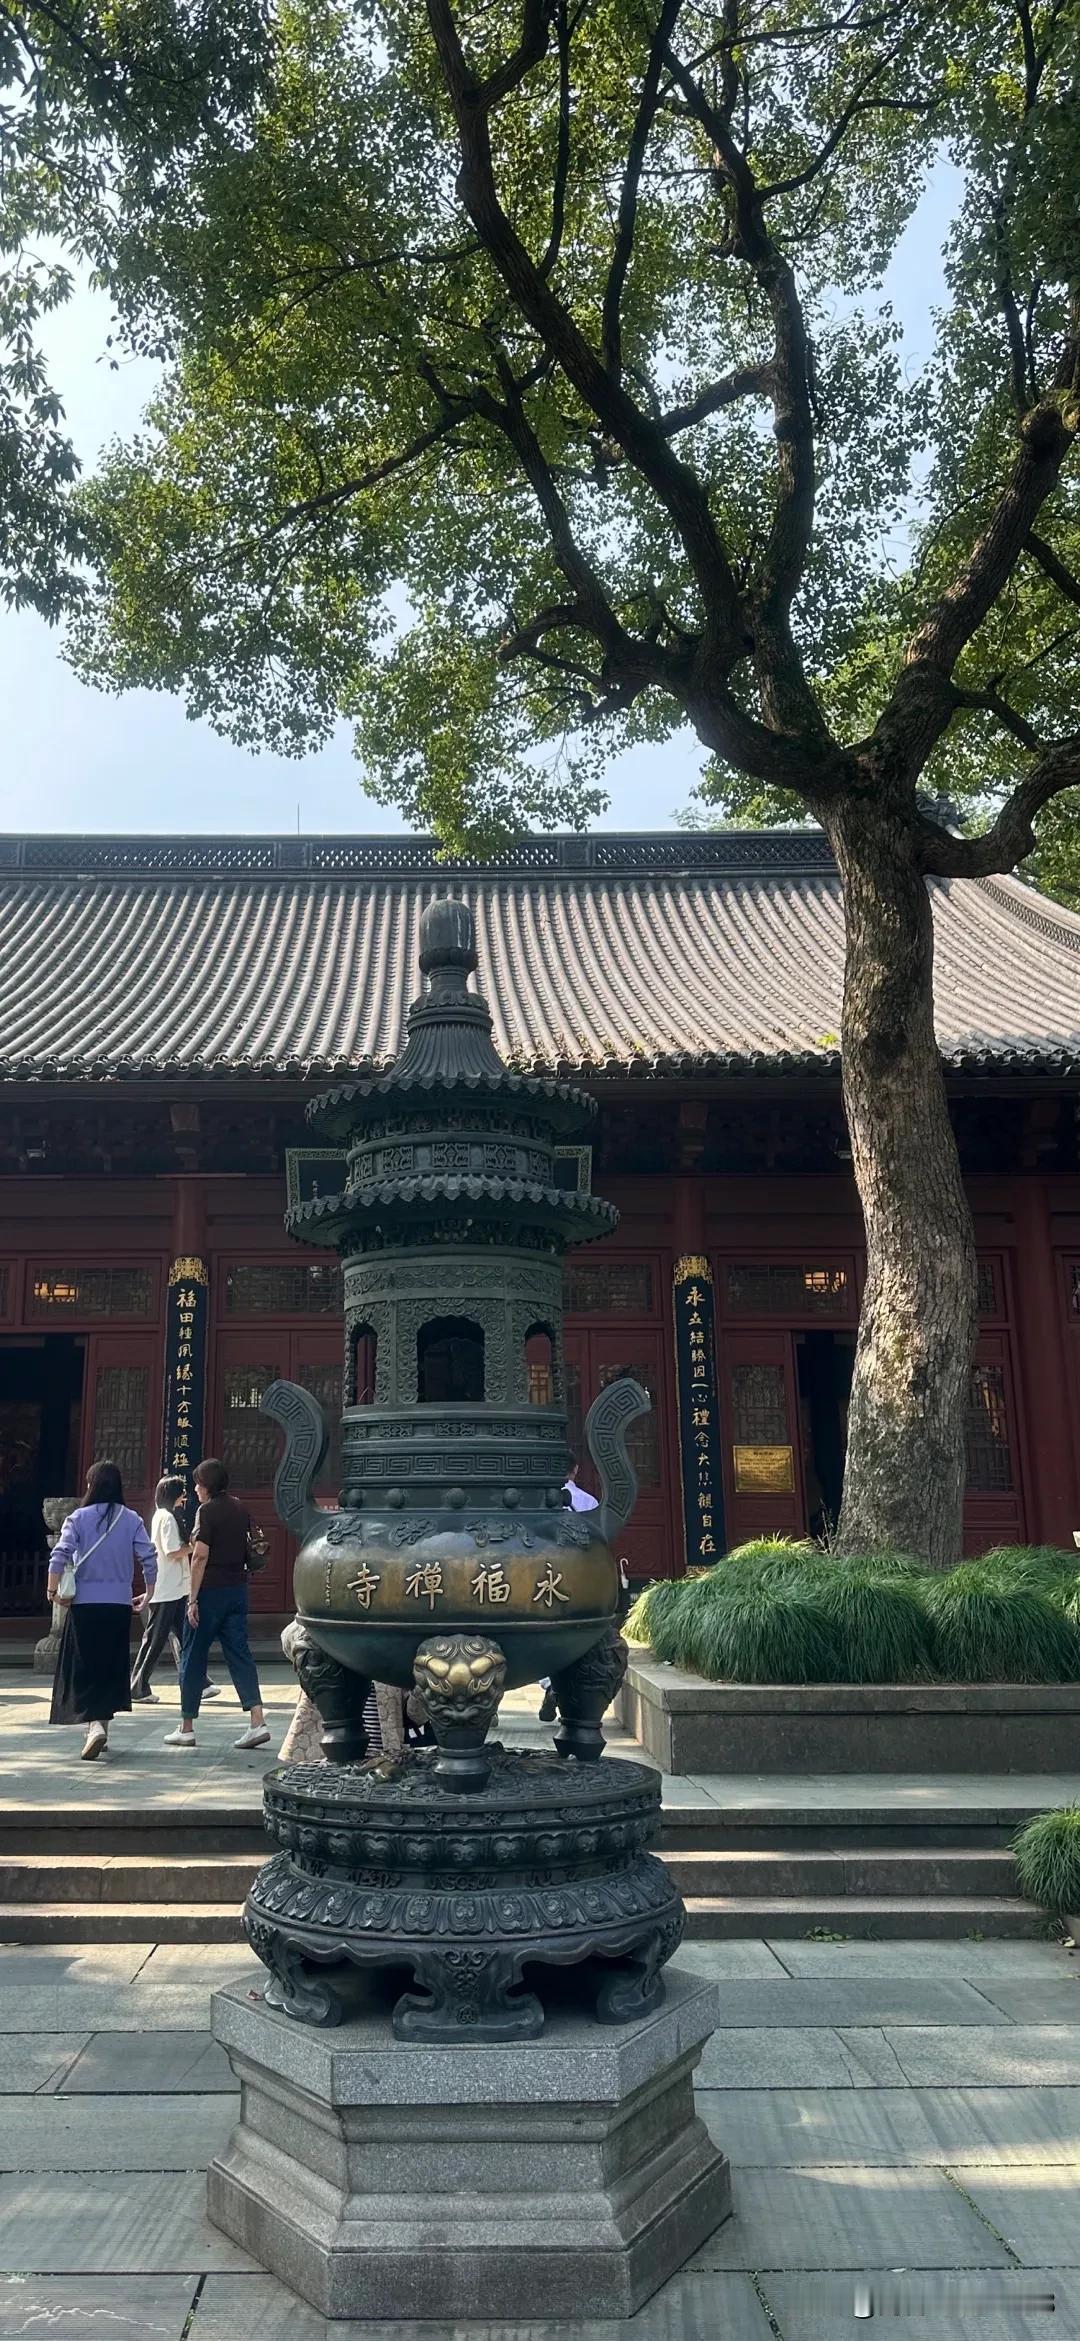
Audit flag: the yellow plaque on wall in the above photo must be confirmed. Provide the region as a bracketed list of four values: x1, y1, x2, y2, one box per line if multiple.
[733, 1444, 796, 1495]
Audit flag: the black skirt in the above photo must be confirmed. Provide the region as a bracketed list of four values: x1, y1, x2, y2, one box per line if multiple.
[51, 1604, 133, 1726]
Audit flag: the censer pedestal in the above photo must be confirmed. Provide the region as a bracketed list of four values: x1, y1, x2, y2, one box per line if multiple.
[207, 1965, 729, 2321]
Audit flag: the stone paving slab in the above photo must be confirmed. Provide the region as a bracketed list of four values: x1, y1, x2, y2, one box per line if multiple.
[695, 2024, 907, 2088]
[0, 2035, 89, 2093]
[0, 2171, 258, 2272]
[759, 2268, 1077, 2339]
[0, 2092, 235, 2170]
[189, 2269, 775, 2341]
[0, 1945, 151, 1984]
[958, 2166, 1080, 2268]
[885, 2025, 1080, 2087]
[769, 1938, 1074, 1979]
[699, 2085, 1080, 2168]
[685, 1772, 1080, 1812]
[139, 1944, 262, 1984]
[686, 2163, 1010, 2271]
[682, 1977, 1008, 2027]
[57, 2030, 236, 2093]
[974, 1982, 1080, 2023]
[0, 2273, 198, 2340]
[657, 1940, 789, 1981]
[0, 1982, 239, 2032]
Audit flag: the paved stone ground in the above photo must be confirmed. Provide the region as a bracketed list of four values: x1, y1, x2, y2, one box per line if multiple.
[0, 1932, 1077, 2338]
[3, 1670, 1080, 2334]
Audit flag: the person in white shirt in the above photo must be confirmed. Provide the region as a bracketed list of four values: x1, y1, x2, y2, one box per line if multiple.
[538, 1466, 600, 1723]
[130, 1476, 191, 1703]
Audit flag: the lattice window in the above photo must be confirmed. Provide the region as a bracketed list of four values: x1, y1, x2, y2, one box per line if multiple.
[1070, 1265, 1080, 1318]
[224, 1263, 342, 1315]
[91, 1366, 149, 1488]
[30, 1266, 155, 1319]
[730, 1363, 789, 1445]
[725, 1263, 850, 1317]
[965, 1365, 1014, 1492]
[977, 1260, 1002, 1318]
[220, 1365, 280, 1487]
[598, 1361, 661, 1487]
[297, 1362, 343, 1491]
[563, 1262, 654, 1316]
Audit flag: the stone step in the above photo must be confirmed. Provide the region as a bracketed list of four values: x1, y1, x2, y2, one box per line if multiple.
[0, 1855, 261, 1904]
[681, 1894, 1050, 1940]
[0, 1889, 1051, 1945]
[0, 1901, 245, 1942]
[658, 1847, 1018, 1897]
[0, 1810, 268, 1858]
[658, 1813, 1025, 1851]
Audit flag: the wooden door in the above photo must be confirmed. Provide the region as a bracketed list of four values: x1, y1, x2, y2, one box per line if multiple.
[210, 1330, 290, 1611]
[210, 1327, 344, 1612]
[82, 1332, 160, 1525]
[563, 1325, 675, 1580]
[964, 1332, 1027, 1552]
[718, 1329, 805, 1548]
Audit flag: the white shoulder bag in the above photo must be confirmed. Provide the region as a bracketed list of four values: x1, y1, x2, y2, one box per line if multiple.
[56, 1520, 113, 1605]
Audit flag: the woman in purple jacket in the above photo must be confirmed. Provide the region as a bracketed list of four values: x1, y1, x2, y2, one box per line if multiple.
[47, 1460, 157, 1760]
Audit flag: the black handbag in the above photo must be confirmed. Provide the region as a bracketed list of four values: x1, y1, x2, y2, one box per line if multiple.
[245, 1520, 269, 1574]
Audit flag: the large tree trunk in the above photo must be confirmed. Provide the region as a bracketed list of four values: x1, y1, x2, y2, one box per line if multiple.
[824, 795, 977, 1568]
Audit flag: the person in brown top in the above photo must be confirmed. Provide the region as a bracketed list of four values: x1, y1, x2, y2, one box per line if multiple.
[163, 1459, 270, 1753]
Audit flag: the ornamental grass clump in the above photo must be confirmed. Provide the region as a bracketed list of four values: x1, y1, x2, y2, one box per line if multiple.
[649, 1564, 841, 1684]
[979, 1545, 1078, 1597]
[799, 1566, 934, 1684]
[624, 1576, 684, 1650]
[1012, 1807, 1080, 1915]
[922, 1563, 1080, 1684]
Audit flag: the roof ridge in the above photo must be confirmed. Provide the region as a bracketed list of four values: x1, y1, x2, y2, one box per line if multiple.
[0, 829, 836, 879]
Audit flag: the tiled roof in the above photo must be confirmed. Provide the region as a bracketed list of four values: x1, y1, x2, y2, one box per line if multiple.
[0, 832, 1077, 1082]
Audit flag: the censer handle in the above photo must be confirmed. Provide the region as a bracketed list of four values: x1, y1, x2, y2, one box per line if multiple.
[262, 1379, 329, 1541]
[583, 1376, 650, 1546]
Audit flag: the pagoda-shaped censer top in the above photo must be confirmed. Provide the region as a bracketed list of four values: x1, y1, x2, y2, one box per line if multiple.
[263, 894, 649, 1704]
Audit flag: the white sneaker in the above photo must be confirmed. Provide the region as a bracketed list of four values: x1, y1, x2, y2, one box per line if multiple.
[202, 1684, 221, 1699]
[234, 1725, 271, 1750]
[163, 1726, 198, 1750]
[81, 1721, 107, 1761]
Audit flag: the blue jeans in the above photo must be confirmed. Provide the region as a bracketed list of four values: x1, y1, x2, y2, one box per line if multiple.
[180, 1584, 261, 1720]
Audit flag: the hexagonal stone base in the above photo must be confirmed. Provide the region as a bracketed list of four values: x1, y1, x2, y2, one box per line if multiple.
[207, 1965, 730, 2320]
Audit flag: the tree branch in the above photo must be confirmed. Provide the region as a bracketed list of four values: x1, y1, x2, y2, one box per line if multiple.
[254, 412, 464, 547]
[662, 42, 819, 719]
[879, 397, 1078, 777]
[916, 733, 1080, 875]
[472, 0, 556, 108]
[950, 682, 1045, 754]
[602, 0, 683, 380]
[426, 0, 748, 656]
[1026, 528, 1080, 608]
[537, 0, 572, 278]
[659, 361, 772, 435]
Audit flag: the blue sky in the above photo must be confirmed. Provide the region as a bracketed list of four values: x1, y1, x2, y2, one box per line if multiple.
[0, 168, 959, 838]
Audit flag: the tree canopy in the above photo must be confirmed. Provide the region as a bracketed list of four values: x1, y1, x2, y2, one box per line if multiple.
[68, 0, 1079, 866]
[0, 0, 269, 620]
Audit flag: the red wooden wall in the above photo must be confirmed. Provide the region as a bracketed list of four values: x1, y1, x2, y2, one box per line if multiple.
[2, 1162, 1079, 1615]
